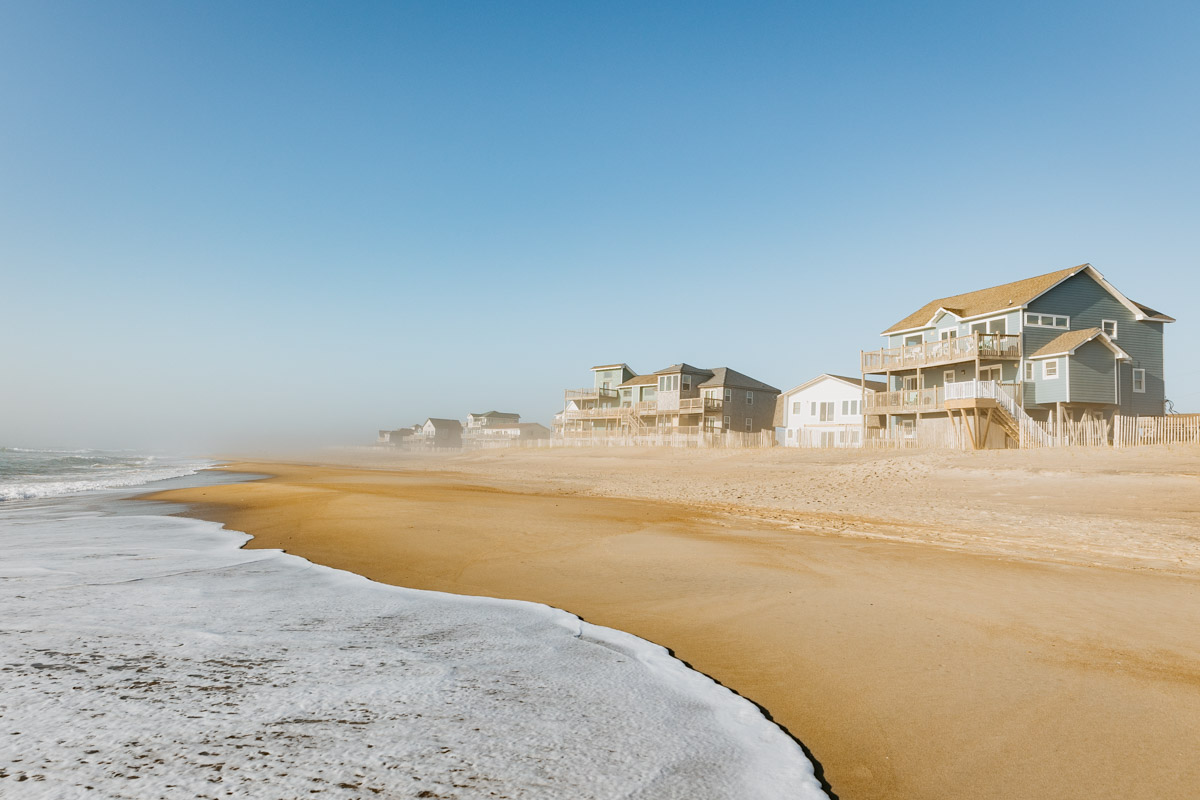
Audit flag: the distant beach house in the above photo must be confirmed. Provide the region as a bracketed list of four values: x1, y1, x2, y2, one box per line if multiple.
[377, 427, 416, 446]
[862, 264, 1174, 448]
[466, 411, 521, 430]
[419, 418, 463, 448]
[470, 422, 551, 447]
[557, 362, 780, 440]
[778, 374, 886, 447]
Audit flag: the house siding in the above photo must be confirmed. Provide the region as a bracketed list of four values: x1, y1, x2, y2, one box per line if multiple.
[1069, 340, 1118, 405]
[1025, 272, 1165, 414]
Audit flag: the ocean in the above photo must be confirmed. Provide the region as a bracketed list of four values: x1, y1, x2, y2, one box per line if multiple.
[0, 449, 826, 799]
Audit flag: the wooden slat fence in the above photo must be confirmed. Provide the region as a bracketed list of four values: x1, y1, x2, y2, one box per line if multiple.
[1114, 414, 1200, 447]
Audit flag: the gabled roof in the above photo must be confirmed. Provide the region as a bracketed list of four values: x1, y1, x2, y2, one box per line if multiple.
[653, 362, 712, 376]
[883, 264, 1174, 334]
[590, 363, 632, 371]
[424, 418, 463, 430]
[782, 373, 886, 397]
[1132, 301, 1176, 323]
[883, 266, 1081, 334]
[469, 410, 520, 418]
[1028, 328, 1131, 360]
[619, 374, 658, 387]
[697, 367, 780, 394]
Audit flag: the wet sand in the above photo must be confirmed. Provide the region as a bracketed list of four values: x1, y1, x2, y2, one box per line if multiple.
[148, 448, 1200, 800]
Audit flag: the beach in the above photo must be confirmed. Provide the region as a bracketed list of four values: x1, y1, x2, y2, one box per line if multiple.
[150, 447, 1200, 800]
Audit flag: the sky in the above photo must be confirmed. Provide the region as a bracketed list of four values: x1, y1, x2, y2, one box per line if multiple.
[2, 1, 1198, 452]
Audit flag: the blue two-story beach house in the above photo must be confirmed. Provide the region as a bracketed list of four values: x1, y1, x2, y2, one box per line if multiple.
[861, 264, 1174, 447]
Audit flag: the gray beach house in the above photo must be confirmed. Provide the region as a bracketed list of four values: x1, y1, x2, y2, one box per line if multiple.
[558, 363, 780, 439]
[861, 264, 1174, 447]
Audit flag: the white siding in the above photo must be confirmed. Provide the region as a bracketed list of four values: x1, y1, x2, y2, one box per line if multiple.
[779, 376, 871, 448]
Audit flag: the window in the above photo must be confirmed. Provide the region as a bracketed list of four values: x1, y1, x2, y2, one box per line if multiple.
[657, 375, 679, 392]
[1102, 320, 1118, 339]
[1024, 362, 1034, 381]
[850, 400, 858, 415]
[1043, 359, 1059, 379]
[792, 401, 801, 414]
[988, 318, 1007, 334]
[744, 417, 753, 431]
[722, 415, 730, 427]
[1025, 313, 1069, 329]
[940, 329, 957, 340]
[724, 388, 732, 402]
[810, 402, 817, 416]
[819, 402, 835, 422]
[842, 400, 849, 415]
[787, 428, 794, 438]
[1133, 369, 1146, 393]
[944, 369, 956, 384]
[903, 376, 918, 391]
[746, 391, 753, 405]
[681, 375, 691, 390]
[904, 334, 923, 346]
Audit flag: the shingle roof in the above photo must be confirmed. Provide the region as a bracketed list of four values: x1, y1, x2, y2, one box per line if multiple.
[618, 374, 658, 387]
[1028, 328, 1129, 360]
[590, 363, 631, 371]
[782, 373, 886, 397]
[425, 418, 463, 430]
[697, 367, 780, 394]
[825, 373, 888, 392]
[1131, 300, 1176, 322]
[469, 411, 519, 418]
[653, 363, 712, 376]
[883, 265, 1084, 334]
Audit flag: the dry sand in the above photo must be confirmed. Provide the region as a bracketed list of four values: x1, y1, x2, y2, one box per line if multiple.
[148, 447, 1200, 800]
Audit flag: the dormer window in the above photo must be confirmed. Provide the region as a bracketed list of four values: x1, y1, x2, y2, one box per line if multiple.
[1102, 320, 1118, 339]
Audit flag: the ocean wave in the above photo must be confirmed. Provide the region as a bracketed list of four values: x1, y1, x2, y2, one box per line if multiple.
[0, 462, 210, 502]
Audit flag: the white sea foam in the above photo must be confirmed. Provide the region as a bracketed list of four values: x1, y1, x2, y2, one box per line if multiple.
[0, 494, 828, 799]
[0, 449, 211, 501]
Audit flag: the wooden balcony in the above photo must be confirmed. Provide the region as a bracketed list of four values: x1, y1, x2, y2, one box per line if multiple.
[865, 381, 1022, 415]
[861, 333, 1020, 374]
[564, 387, 620, 401]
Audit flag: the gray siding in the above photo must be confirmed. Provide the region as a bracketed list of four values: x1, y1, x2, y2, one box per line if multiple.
[1069, 340, 1118, 404]
[1025, 272, 1166, 414]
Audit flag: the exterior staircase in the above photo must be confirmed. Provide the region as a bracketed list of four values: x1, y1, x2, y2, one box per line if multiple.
[945, 381, 1054, 448]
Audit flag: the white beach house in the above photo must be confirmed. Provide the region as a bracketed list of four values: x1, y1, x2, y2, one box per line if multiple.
[778, 374, 885, 447]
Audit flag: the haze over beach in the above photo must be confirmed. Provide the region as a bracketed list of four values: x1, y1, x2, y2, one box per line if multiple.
[3, 3, 1200, 800]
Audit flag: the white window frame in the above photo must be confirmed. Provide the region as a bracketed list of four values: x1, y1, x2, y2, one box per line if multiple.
[1025, 313, 1070, 329]
[819, 402, 835, 422]
[682, 375, 691, 390]
[841, 400, 849, 415]
[1132, 368, 1146, 393]
[746, 391, 753, 405]
[722, 415, 731, 427]
[1024, 361, 1034, 381]
[792, 401, 801, 414]
[724, 388, 732, 402]
[744, 417, 753, 431]
[850, 399, 859, 415]
[1102, 319, 1118, 339]
[810, 402, 817, 416]
[939, 329, 957, 340]
[1043, 359, 1059, 380]
[944, 369, 955, 384]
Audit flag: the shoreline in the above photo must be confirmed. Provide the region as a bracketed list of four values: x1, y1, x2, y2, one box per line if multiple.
[148, 450, 1200, 800]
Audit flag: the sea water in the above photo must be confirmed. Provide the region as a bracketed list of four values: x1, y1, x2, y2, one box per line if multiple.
[0, 450, 826, 799]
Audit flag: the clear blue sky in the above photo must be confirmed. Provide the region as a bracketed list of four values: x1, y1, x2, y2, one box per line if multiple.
[2, 1, 1198, 451]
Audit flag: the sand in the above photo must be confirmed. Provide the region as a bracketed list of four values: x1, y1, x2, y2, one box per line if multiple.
[147, 447, 1200, 800]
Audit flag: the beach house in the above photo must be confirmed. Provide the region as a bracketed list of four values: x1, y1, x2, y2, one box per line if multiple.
[417, 418, 463, 448]
[558, 363, 780, 439]
[778, 374, 886, 447]
[465, 411, 521, 430]
[861, 264, 1174, 447]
